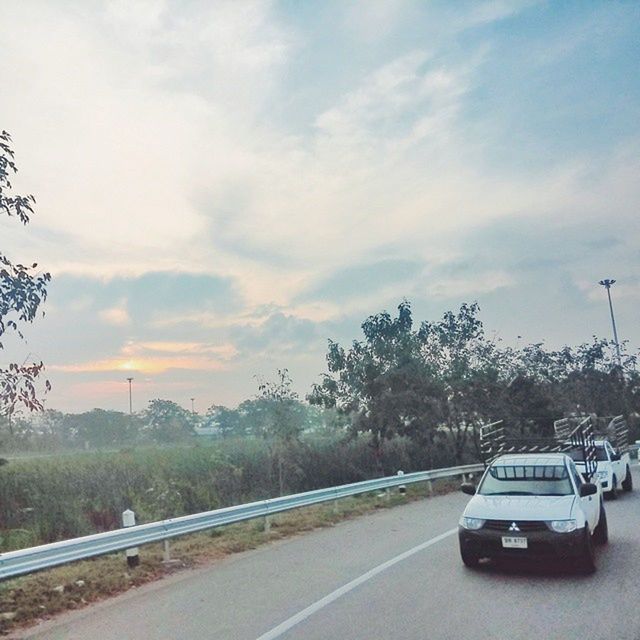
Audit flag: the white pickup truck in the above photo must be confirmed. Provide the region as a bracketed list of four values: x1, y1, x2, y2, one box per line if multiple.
[570, 439, 632, 499]
[459, 452, 607, 574]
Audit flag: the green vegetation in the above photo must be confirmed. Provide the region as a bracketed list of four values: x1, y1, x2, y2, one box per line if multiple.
[0, 435, 456, 552]
[310, 301, 640, 461]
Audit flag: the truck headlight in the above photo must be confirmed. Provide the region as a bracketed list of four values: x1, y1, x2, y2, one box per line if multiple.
[548, 520, 578, 533]
[460, 517, 485, 530]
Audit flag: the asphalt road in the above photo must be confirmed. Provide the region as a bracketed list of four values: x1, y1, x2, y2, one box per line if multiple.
[17, 467, 640, 640]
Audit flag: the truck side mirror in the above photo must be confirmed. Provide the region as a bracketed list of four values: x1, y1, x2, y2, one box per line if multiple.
[461, 482, 476, 496]
[580, 483, 597, 497]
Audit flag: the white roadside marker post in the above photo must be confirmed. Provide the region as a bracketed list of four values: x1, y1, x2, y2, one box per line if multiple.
[122, 509, 139, 568]
[397, 470, 406, 495]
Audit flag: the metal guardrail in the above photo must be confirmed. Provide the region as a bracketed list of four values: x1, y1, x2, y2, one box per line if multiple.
[0, 463, 483, 581]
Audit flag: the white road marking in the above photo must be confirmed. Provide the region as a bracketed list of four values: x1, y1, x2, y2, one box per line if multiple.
[255, 527, 457, 640]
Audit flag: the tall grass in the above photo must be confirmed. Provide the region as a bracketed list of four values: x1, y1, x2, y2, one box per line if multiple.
[0, 435, 460, 551]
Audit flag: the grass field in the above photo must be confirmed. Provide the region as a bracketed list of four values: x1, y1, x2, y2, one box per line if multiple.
[0, 435, 459, 552]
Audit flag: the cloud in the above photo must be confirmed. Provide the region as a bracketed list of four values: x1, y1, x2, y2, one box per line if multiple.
[99, 300, 131, 326]
[2, 1, 639, 412]
[296, 259, 421, 305]
[50, 339, 237, 375]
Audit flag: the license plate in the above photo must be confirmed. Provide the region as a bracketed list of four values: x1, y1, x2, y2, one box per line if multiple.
[501, 536, 528, 549]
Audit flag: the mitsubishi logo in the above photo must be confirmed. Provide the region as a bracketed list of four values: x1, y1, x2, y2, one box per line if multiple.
[508, 522, 520, 532]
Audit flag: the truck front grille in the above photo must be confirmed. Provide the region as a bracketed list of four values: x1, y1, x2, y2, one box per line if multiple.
[483, 520, 549, 532]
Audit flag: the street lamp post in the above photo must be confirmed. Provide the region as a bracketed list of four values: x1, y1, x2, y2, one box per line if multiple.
[126, 377, 134, 414]
[598, 279, 622, 367]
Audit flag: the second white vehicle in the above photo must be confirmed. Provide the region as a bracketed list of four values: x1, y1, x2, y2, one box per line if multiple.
[570, 439, 632, 500]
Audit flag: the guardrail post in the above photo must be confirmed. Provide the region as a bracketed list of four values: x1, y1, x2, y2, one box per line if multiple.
[122, 509, 139, 568]
[264, 515, 271, 534]
[397, 470, 406, 495]
[426, 480, 434, 496]
[163, 539, 171, 563]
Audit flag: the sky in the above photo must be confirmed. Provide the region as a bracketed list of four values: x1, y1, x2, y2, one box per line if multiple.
[1, 0, 639, 414]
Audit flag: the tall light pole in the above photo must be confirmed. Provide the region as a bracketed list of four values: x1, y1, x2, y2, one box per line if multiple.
[126, 377, 134, 414]
[598, 279, 622, 367]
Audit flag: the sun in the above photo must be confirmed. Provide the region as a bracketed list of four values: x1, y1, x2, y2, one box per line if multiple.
[118, 360, 138, 371]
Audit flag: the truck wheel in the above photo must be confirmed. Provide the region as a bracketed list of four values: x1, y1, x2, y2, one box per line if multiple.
[608, 476, 618, 500]
[593, 504, 608, 545]
[460, 547, 480, 568]
[622, 466, 633, 492]
[577, 526, 596, 574]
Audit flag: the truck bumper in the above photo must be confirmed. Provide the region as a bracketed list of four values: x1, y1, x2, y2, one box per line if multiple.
[458, 526, 585, 560]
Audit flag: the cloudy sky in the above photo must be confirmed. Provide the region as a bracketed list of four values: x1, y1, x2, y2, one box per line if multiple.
[1, 0, 639, 413]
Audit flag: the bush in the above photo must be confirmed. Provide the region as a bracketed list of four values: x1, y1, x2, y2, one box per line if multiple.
[0, 435, 460, 551]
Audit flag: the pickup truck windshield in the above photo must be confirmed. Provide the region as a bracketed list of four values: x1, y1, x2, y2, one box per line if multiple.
[569, 446, 608, 462]
[479, 465, 574, 496]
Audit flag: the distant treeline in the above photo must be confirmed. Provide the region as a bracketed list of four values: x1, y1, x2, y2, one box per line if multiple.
[1, 301, 639, 459]
[0, 399, 343, 453]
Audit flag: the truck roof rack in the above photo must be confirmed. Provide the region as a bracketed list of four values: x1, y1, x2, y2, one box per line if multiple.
[606, 415, 629, 453]
[555, 414, 629, 454]
[481, 417, 597, 481]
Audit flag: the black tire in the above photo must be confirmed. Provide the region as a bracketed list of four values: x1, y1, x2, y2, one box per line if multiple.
[622, 466, 633, 492]
[460, 547, 480, 568]
[577, 526, 596, 574]
[593, 504, 608, 545]
[608, 476, 618, 500]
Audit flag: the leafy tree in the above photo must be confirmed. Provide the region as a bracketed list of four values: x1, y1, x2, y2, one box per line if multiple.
[309, 301, 445, 466]
[417, 303, 509, 461]
[257, 369, 305, 442]
[68, 409, 142, 448]
[513, 337, 639, 420]
[256, 369, 306, 494]
[203, 404, 243, 438]
[0, 131, 51, 432]
[144, 399, 196, 443]
[310, 300, 640, 466]
[236, 397, 273, 437]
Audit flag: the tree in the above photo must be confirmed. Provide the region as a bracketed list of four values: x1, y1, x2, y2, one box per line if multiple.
[513, 337, 640, 420]
[144, 399, 196, 443]
[0, 131, 51, 433]
[309, 301, 446, 466]
[256, 369, 306, 494]
[310, 299, 640, 468]
[257, 369, 305, 442]
[203, 404, 243, 438]
[69, 409, 142, 448]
